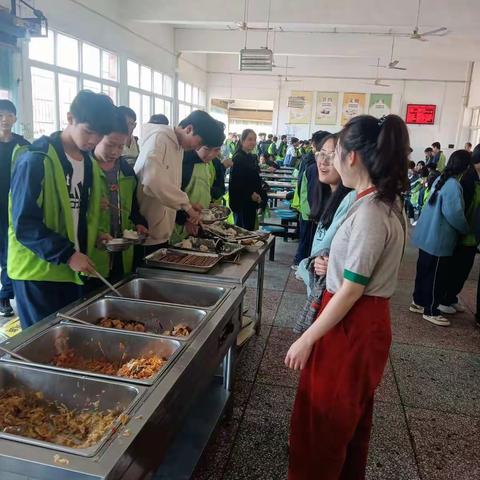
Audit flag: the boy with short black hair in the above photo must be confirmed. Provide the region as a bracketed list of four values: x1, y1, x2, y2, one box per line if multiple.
[135, 110, 225, 250]
[431, 141, 447, 172]
[0, 99, 30, 317]
[9, 90, 116, 328]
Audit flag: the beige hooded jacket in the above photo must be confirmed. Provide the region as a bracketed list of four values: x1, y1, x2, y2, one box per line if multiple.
[134, 124, 191, 245]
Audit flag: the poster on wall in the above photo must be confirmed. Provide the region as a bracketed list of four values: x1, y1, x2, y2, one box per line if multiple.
[288, 91, 313, 124]
[315, 92, 339, 125]
[368, 94, 392, 118]
[341, 93, 366, 126]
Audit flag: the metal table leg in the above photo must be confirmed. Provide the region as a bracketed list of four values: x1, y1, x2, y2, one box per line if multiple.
[255, 256, 265, 334]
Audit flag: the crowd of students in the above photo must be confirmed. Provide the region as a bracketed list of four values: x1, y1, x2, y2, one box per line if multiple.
[0, 92, 226, 327]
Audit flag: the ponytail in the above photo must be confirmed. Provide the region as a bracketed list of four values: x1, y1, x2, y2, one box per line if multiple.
[428, 149, 472, 204]
[339, 114, 410, 204]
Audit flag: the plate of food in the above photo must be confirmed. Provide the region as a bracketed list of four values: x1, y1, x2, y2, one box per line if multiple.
[123, 229, 147, 245]
[200, 205, 231, 224]
[175, 237, 244, 257]
[239, 238, 266, 253]
[203, 221, 257, 241]
[105, 238, 131, 252]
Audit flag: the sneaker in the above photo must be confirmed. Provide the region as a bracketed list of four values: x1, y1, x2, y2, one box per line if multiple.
[409, 303, 424, 314]
[438, 304, 457, 315]
[411, 220, 418, 226]
[423, 314, 450, 327]
[451, 302, 466, 313]
[291, 264, 298, 271]
[0, 299, 14, 317]
[409, 218, 415, 226]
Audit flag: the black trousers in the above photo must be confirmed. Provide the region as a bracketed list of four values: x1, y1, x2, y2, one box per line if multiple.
[442, 245, 477, 306]
[294, 219, 316, 265]
[13, 279, 83, 329]
[413, 249, 450, 316]
[234, 208, 257, 231]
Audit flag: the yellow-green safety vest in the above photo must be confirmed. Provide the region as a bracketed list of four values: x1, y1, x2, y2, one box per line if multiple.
[8, 146, 99, 284]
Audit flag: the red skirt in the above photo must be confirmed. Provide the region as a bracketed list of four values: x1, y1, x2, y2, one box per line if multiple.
[288, 291, 391, 480]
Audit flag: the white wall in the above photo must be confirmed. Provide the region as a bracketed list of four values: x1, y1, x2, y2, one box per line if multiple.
[467, 62, 480, 108]
[207, 54, 469, 160]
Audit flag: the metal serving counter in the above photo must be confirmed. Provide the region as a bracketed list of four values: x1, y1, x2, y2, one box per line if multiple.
[0, 272, 245, 480]
[139, 235, 276, 334]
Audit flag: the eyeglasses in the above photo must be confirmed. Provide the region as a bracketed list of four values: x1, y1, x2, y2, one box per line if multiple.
[316, 151, 335, 166]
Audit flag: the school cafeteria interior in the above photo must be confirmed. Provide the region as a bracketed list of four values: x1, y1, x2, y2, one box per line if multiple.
[0, 1, 479, 479]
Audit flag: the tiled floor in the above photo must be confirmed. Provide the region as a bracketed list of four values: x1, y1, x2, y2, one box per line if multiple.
[192, 240, 480, 480]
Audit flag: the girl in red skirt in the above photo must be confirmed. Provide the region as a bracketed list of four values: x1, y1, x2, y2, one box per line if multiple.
[285, 114, 410, 480]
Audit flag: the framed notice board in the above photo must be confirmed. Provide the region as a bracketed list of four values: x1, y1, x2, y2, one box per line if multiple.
[405, 104, 436, 125]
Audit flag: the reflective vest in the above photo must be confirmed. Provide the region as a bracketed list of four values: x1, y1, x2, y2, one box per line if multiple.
[171, 162, 212, 244]
[8, 146, 98, 284]
[87, 161, 136, 277]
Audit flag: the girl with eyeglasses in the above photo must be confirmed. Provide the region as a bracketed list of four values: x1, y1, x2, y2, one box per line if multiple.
[286, 115, 409, 480]
[294, 134, 355, 302]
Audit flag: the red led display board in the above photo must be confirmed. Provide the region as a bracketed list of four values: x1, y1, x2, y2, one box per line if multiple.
[405, 104, 436, 125]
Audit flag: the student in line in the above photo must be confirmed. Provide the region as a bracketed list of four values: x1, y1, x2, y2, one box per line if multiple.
[0, 100, 30, 317]
[295, 133, 355, 296]
[284, 137, 299, 167]
[148, 114, 169, 125]
[118, 106, 140, 166]
[286, 114, 409, 479]
[229, 129, 267, 231]
[9, 90, 116, 328]
[441, 147, 480, 315]
[431, 141, 447, 172]
[171, 123, 226, 244]
[134, 110, 223, 253]
[90, 108, 148, 283]
[291, 131, 331, 269]
[277, 134, 288, 163]
[410, 150, 471, 326]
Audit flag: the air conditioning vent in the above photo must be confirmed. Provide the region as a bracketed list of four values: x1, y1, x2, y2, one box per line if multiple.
[239, 48, 273, 71]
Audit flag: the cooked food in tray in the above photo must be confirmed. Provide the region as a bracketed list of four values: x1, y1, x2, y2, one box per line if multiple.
[0, 388, 118, 449]
[98, 316, 146, 332]
[97, 316, 193, 338]
[203, 221, 255, 240]
[176, 237, 243, 256]
[51, 348, 167, 380]
[200, 206, 231, 224]
[152, 250, 219, 267]
[162, 323, 192, 337]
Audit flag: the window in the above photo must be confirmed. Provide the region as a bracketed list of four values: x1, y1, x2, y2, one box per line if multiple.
[29, 30, 119, 136]
[178, 81, 185, 101]
[127, 59, 174, 134]
[127, 60, 139, 88]
[102, 51, 118, 82]
[177, 80, 206, 123]
[58, 74, 78, 129]
[31, 67, 56, 137]
[56, 33, 79, 71]
[82, 43, 100, 77]
[28, 30, 54, 64]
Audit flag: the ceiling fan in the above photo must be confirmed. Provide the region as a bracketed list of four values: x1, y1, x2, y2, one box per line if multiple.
[369, 36, 406, 71]
[365, 59, 391, 87]
[410, 0, 448, 41]
[230, 0, 276, 32]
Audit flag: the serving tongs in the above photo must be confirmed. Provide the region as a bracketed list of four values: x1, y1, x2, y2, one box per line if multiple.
[0, 344, 33, 363]
[56, 312, 92, 327]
